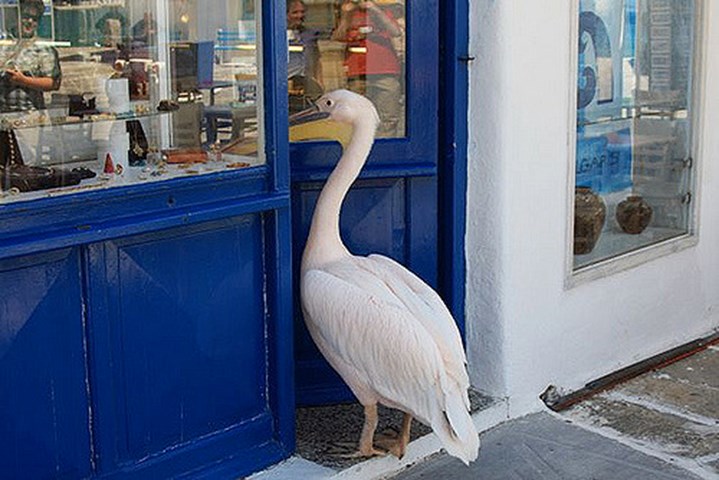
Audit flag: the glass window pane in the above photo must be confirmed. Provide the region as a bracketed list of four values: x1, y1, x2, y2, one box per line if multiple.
[287, 0, 406, 138]
[573, 0, 697, 269]
[0, 0, 262, 204]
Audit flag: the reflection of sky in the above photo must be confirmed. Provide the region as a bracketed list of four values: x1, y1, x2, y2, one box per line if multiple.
[623, 0, 636, 59]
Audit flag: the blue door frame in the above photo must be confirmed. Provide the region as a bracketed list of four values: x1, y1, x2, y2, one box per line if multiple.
[292, 0, 470, 406]
[439, 0, 470, 340]
[0, 0, 469, 477]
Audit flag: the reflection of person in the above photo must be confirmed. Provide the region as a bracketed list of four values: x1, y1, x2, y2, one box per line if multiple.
[131, 12, 157, 48]
[332, 0, 402, 137]
[0, 0, 61, 112]
[287, 0, 322, 81]
[287, 0, 323, 113]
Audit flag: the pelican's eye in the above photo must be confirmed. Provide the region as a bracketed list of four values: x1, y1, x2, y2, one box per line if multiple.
[325, 99, 333, 108]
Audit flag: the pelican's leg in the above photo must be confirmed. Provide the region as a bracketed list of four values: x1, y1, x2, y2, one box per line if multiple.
[335, 404, 386, 458]
[377, 413, 412, 459]
[357, 403, 386, 457]
[391, 413, 412, 459]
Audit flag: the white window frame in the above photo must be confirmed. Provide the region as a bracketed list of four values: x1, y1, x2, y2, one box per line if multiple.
[565, 0, 706, 288]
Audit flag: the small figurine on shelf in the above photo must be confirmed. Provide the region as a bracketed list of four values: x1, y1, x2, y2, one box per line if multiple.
[127, 120, 148, 166]
[146, 146, 161, 167]
[210, 140, 222, 162]
[103, 153, 115, 175]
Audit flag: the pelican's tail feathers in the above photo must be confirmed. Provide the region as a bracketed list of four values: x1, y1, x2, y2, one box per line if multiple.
[432, 390, 480, 465]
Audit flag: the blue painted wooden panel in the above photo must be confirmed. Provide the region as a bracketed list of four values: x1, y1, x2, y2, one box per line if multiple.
[438, 0, 470, 337]
[0, 168, 271, 261]
[293, 177, 438, 405]
[86, 215, 272, 476]
[0, 249, 91, 480]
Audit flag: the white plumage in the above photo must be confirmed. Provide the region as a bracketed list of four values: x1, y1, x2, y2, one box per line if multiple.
[291, 89, 479, 464]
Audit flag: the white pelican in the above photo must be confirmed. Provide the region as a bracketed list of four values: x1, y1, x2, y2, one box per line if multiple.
[290, 90, 479, 464]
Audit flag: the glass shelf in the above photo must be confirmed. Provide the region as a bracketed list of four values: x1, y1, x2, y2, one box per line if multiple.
[0, 105, 170, 131]
[578, 106, 689, 129]
[53, 3, 124, 12]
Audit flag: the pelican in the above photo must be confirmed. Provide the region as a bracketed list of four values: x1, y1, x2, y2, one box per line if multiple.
[290, 90, 479, 464]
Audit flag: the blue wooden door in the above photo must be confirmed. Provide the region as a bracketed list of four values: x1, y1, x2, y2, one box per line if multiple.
[292, 1, 440, 405]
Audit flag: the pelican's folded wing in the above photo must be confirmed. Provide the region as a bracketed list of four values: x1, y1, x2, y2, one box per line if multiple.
[359, 255, 470, 402]
[301, 267, 450, 424]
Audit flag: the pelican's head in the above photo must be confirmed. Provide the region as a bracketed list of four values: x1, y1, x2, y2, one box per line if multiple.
[289, 89, 380, 147]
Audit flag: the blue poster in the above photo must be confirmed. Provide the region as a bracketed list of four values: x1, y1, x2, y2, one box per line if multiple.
[576, 125, 632, 194]
[577, 0, 634, 193]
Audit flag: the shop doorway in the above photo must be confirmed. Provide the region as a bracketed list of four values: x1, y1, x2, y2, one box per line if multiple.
[288, 0, 463, 405]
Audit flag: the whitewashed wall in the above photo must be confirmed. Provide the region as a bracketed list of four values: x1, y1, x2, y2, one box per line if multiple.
[466, 0, 719, 417]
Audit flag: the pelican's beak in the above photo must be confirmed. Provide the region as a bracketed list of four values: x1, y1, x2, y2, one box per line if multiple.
[289, 105, 353, 148]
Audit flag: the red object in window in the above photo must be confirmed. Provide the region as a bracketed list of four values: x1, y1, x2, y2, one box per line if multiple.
[104, 153, 115, 174]
[344, 8, 401, 77]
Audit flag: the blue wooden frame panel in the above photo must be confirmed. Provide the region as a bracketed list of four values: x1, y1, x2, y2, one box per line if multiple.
[438, 0, 470, 336]
[85, 213, 287, 478]
[0, 248, 92, 479]
[0, 167, 273, 260]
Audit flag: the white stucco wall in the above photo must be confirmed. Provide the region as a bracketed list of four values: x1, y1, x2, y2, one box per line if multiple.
[466, 0, 719, 417]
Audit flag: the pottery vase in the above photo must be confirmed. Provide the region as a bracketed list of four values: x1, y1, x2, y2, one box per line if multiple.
[574, 186, 606, 255]
[616, 195, 652, 234]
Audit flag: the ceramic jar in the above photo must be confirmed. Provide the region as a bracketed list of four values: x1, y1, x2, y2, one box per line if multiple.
[574, 186, 606, 255]
[616, 194, 652, 234]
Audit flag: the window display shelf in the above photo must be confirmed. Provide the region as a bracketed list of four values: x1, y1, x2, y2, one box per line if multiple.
[53, 3, 123, 11]
[574, 224, 687, 269]
[578, 107, 689, 128]
[0, 106, 168, 131]
[0, 153, 261, 203]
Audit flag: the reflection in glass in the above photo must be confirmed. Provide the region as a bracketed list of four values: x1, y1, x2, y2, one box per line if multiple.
[574, 0, 696, 269]
[0, 0, 262, 204]
[287, 0, 405, 138]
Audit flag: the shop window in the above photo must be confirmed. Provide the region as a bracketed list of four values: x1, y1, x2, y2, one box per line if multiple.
[572, 0, 699, 271]
[0, 0, 261, 204]
[286, 0, 406, 138]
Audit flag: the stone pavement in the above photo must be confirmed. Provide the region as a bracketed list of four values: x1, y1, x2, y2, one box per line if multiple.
[390, 413, 708, 480]
[250, 340, 718, 480]
[391, 344, 719, 480]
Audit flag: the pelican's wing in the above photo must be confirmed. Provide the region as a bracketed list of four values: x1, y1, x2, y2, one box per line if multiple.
[359, 255, 470, 401]
[301, 265, 450, 422]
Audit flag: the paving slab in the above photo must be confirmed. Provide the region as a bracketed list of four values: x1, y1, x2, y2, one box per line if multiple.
[390, 413, 703, 480]
[655, 348, 719, 390]
[616, 370, 719, 421]
[565, 395, 719, 461]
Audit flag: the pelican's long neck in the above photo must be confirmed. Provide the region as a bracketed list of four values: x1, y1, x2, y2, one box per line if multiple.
[302, 120, 376, 270]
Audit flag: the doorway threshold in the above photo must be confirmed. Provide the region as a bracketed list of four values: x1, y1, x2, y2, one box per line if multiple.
[248, 390, 508, 480]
